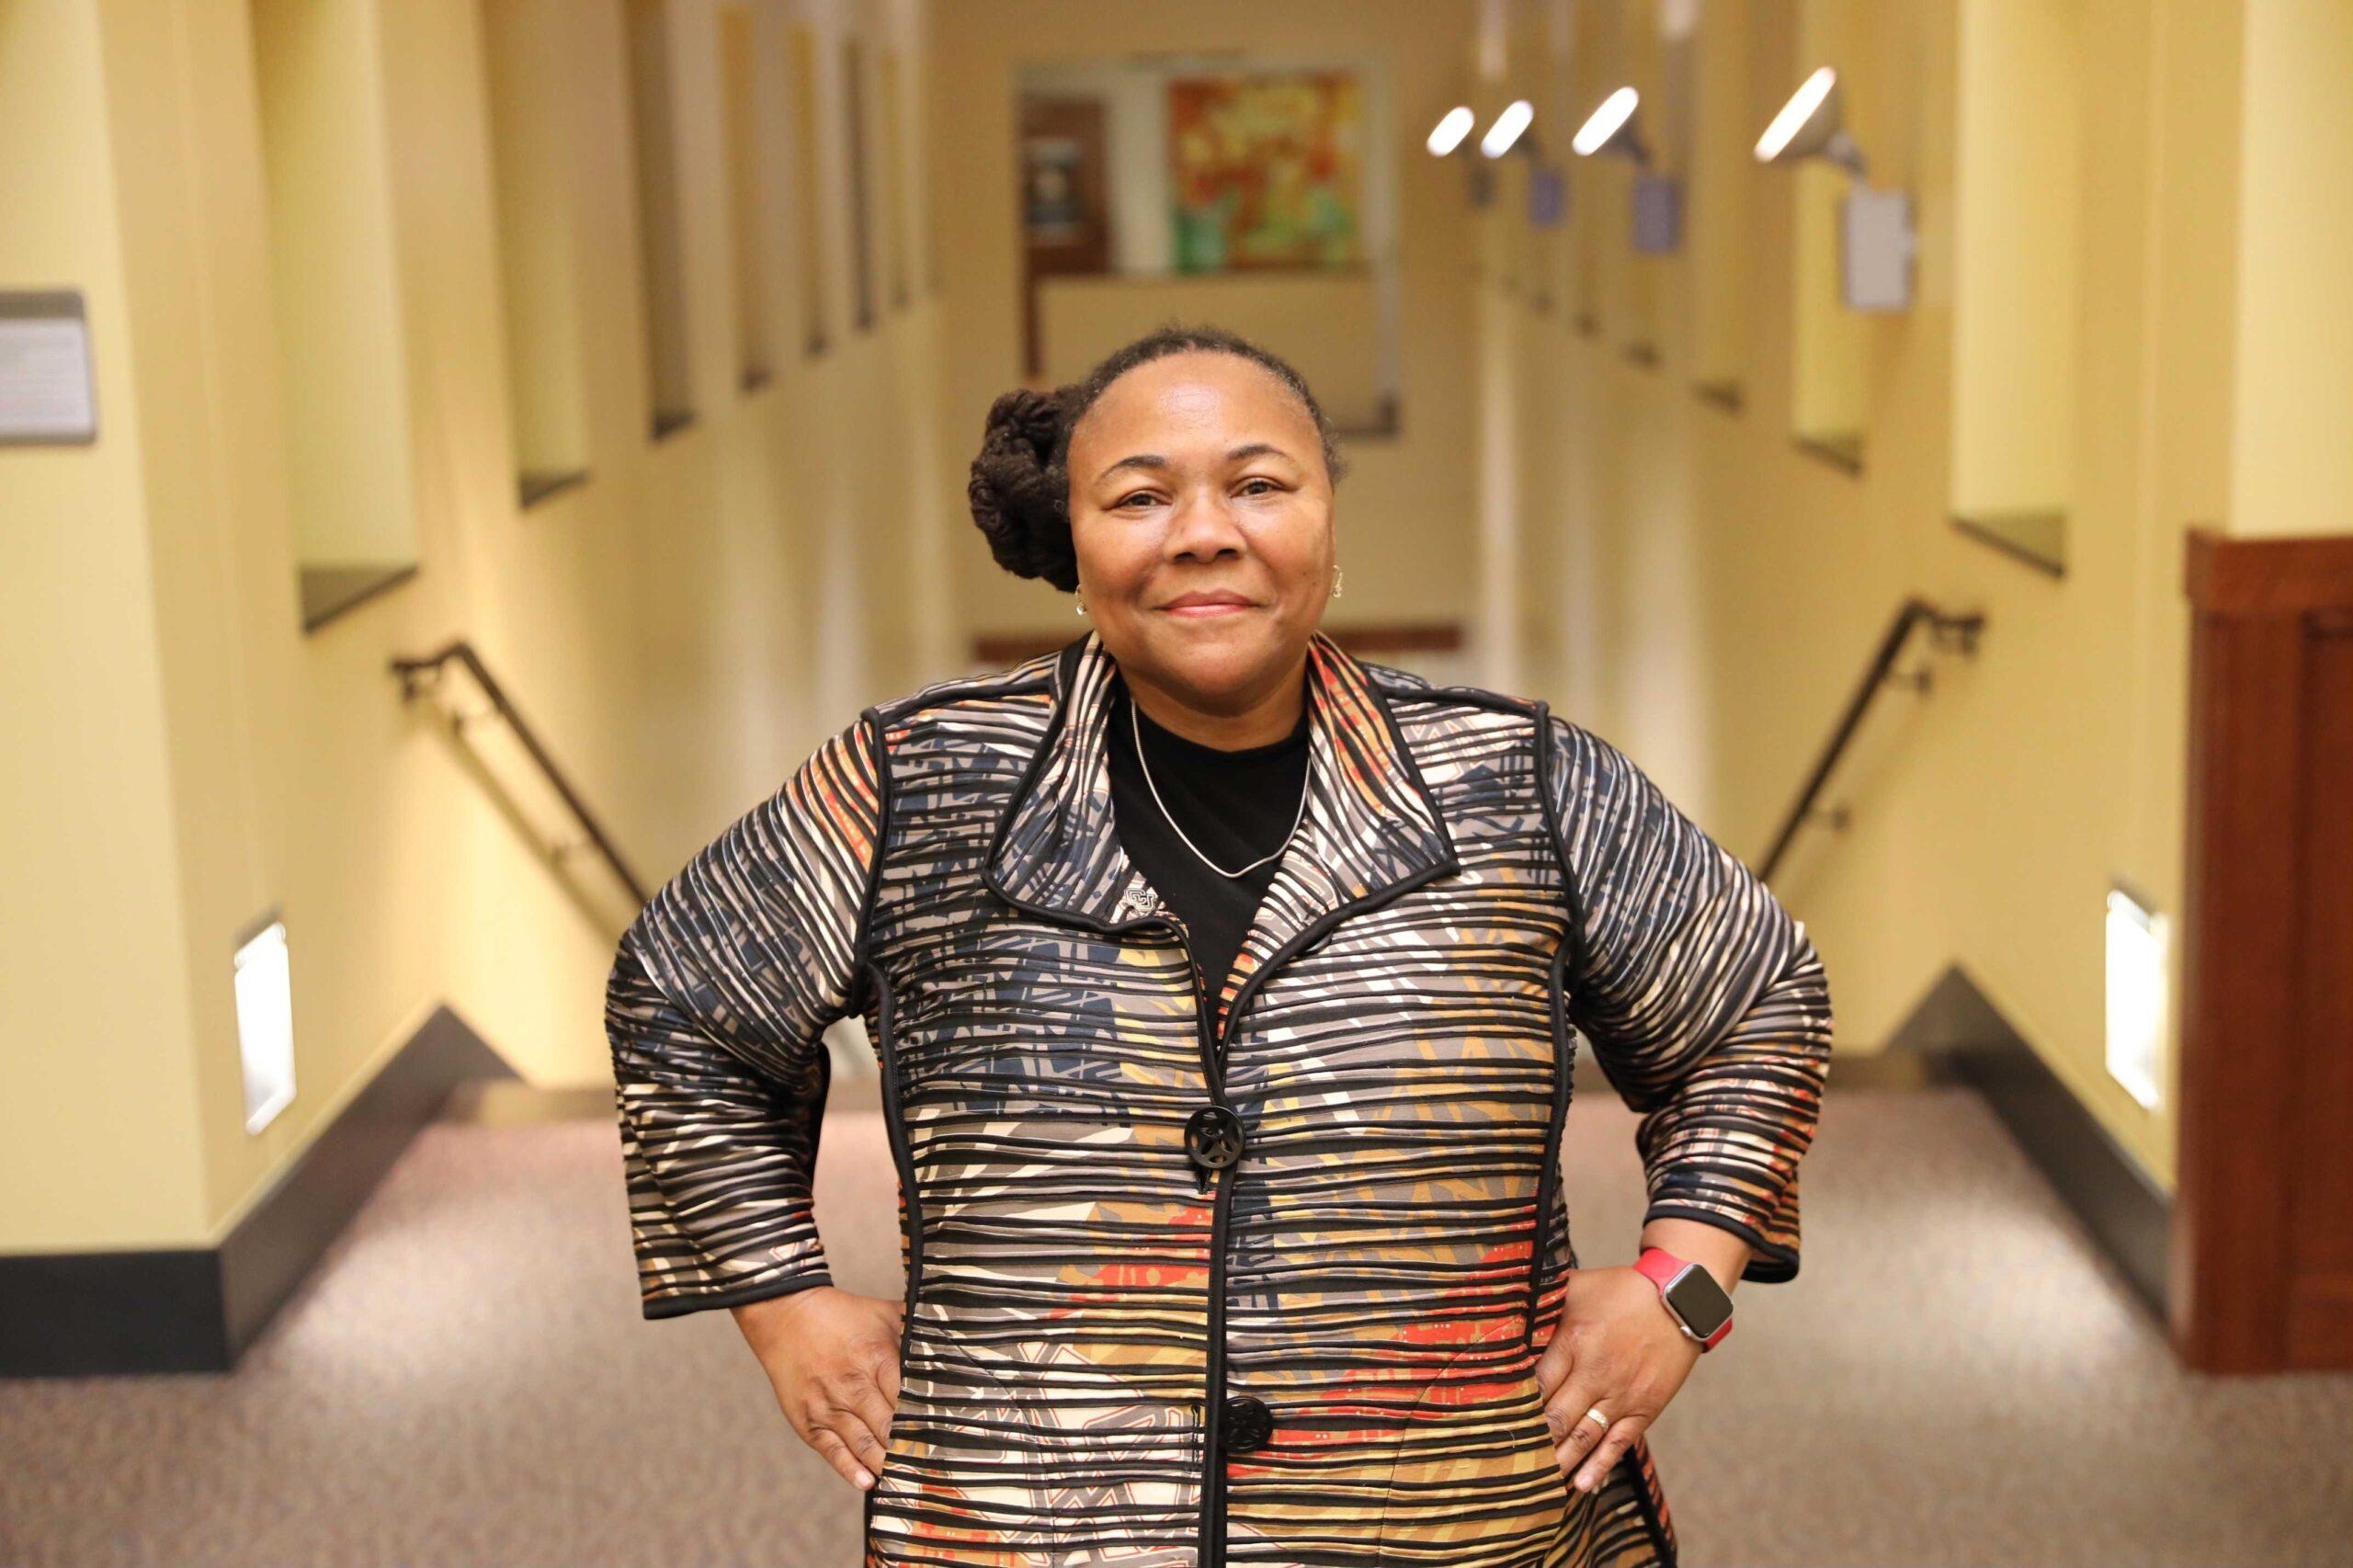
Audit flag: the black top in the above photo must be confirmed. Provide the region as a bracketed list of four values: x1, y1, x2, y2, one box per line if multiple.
[1105, 676, 1312, 1006]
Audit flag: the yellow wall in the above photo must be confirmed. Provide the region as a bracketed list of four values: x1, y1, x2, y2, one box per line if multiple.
[2230, 0, 2353, 538]
[0, 0, 944, 1253]
[8, 0, 2349, 1261]
[1485, 0, 2350, 1189]
[1, 0, 212, 1246]
[1037, 271, 1391, 435]
[925, 0, 1483, 641]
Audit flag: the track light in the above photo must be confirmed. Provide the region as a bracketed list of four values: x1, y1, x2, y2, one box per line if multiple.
[1428, 103, 1506, 207]
[1480, 99, 1536, 159]
[1754, 66, 1865, 176]
[1571, 87, 1648, 164]
[1755, 65, 1915, 310]
[1571, 87, 1678, 254]
[1426, 106, 1476, 158]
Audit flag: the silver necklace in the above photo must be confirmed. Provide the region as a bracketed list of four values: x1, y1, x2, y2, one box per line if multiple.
[1128, 695, 1310, 880]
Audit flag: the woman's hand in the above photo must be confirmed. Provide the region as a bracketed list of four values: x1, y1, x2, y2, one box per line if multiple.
[1537, 1222, 1748, 1491]
[1534, 1265, 1702, 1492]
[732, 1286, 906, 1491]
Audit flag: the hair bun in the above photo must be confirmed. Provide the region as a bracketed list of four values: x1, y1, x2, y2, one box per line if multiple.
[967, 387, 1079, 592]
[986, 387, 1064, 466]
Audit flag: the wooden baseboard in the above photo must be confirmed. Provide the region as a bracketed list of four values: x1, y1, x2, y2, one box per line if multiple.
[0, 1005, 513, 1378]
[1884, 964, 2172, 1319]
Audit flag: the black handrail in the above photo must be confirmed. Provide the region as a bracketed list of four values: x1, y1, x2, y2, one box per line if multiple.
[389, 640, 649, 904]
[1760, 597, 1985, 882]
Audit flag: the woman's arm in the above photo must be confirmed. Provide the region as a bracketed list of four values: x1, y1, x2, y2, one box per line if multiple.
[605, 712, 884, 1316]
[1533, 711, 1835, 1490]
[606, 715, 908, 1493]
[1639, 1216, 1753, 1297]
[607, 933, 842, 1311]
[1541, 711, 1836, 1280]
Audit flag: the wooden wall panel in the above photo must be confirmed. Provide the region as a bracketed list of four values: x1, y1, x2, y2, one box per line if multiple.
[2176, 528, 2353, 1372]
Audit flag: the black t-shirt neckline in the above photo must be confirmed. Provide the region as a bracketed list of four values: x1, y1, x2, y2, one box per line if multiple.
[1126, 687, 1312, 764]
[1103, 674, 1313, 1007]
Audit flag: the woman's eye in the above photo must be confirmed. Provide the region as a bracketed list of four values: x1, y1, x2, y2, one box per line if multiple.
[1116, 491, 1159, 509]
[1238, 477, 1279, 497]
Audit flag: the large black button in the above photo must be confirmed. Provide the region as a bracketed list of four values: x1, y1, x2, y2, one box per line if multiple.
[1222, 1393, 1274, 1453]
[1185, 1104, 1245, 1169]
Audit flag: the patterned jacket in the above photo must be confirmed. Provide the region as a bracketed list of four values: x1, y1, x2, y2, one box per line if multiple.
[605, 630, 1835, 1568]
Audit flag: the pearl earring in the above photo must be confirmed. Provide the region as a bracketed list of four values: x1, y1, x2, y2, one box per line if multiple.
[1330, 565, 1345, 599]
[1075, 598, 1089, 617]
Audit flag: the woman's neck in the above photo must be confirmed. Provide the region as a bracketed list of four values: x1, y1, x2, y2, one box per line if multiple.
[1120, 653, 1309, 751]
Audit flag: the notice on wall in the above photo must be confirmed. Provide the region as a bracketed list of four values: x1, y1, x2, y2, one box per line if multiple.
[0, 290, 97, 446]
[1842, 189, 1916, 313]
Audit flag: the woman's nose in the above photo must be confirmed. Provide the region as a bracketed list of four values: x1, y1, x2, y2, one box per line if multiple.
[1165, 490, 1245, 560]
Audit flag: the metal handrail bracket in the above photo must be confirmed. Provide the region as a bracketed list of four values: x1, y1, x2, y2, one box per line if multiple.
[1759, 597, 1985, 882]
[390, 641, 649, 905]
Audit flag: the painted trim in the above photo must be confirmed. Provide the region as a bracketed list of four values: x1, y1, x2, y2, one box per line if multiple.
[2, 1004, 512, 1377]
[1882, 964, 2171, 1319]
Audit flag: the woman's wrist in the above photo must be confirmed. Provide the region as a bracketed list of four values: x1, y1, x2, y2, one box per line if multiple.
[1636, 1217, 1749, 1296]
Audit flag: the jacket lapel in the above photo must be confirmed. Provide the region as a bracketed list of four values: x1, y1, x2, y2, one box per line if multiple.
[985, 630, 1460, 1022]
[983, 631, 1145, 929]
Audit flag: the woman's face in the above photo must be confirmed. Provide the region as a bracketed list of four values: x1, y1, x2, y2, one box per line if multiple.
[1065, 351, 1336, 716]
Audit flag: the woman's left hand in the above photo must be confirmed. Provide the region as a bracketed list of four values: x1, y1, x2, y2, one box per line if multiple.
[1534, 1264, 1704, 1493]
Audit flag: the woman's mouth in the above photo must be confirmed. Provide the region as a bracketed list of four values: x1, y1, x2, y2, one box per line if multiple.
[1160, 591, 1256, 618]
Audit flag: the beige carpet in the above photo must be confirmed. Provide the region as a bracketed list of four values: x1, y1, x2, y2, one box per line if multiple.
[4, 1085, 2348, 1567]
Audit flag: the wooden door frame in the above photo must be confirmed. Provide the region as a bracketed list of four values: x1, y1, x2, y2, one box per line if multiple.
[2176, 526, 2353, 1371]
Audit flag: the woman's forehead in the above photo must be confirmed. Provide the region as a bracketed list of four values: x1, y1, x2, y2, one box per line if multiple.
[1074, 355, 1313, 452]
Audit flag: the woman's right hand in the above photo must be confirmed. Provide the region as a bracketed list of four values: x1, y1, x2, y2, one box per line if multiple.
[731, 1285, 906, 1490]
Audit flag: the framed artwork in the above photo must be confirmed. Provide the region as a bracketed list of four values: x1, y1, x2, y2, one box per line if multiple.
[1167, 73, 1362, 270]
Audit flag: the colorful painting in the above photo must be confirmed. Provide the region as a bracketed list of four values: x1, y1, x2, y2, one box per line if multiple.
[1168, 73, 1362, 271]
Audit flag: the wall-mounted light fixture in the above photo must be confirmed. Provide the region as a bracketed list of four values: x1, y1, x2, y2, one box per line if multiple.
[1427, 103, 1496, 207]
[234, 910, 297, 1134]
[1426, 105, 1477, 157]
[1755, 66, 1915, 311]
[1479, 98, 1537, 159]
[1571, 86, 1647, 162]
[1477, 99, 1570, 233]
[1571, 87, 1680, 254]
[2104, 878, 2170, 1112]
[1755, 65, 1861, 173]
[1436, 99, 1571, 218]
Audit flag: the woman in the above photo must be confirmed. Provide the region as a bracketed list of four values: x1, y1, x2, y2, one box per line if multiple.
[606, 324, 1834, 1567]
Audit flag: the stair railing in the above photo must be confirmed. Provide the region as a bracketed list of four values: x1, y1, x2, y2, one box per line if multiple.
[389, 640, 648, 905]
[1760, 597, 1986, 883]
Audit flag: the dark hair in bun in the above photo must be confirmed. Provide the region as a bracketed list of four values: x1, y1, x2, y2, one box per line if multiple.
[966, 322, 1349, 593]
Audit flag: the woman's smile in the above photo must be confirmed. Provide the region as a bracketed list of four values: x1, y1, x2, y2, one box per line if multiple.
[1158, 588, 1258, 618]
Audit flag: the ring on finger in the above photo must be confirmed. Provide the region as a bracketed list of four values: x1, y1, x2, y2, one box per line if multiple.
[1579, 1405, 1609, 1433]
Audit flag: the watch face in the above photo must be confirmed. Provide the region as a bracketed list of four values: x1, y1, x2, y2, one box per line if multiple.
[1664, 1265, 1734, 1341]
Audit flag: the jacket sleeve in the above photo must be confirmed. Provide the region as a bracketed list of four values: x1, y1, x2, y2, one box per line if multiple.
[1542, 713, 1835, 1282]
[605, 713, 885, 1319]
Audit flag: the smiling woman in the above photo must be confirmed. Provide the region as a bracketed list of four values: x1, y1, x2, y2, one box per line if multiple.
[1006, 331, 1347, 751]
[608, 321, 1836, 1568]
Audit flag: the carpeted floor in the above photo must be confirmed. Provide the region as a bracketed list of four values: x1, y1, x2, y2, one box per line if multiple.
[3, 1081, 2347, 1567]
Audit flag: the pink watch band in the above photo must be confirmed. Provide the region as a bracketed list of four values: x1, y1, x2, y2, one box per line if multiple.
[1635, 1246, 1733, 1349]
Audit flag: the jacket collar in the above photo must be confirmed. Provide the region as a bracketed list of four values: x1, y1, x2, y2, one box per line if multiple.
[984, 630, 1458, 1004]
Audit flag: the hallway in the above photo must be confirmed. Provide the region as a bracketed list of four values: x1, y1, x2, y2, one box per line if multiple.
[9, 0, 2353, 1562]
[5, 1082, 2347, 1567]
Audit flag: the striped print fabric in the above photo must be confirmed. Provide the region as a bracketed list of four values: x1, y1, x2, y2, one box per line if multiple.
[605, 631, 1836, 1567]
[608, 710, 881, 1311]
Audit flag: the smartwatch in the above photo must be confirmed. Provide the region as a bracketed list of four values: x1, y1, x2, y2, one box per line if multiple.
[1634, 1246, 1735, 1350]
